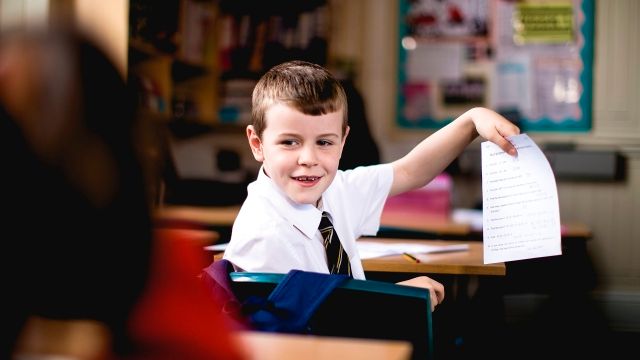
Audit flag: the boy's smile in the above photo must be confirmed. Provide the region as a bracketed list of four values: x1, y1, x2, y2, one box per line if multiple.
[247, 103, 348, 206]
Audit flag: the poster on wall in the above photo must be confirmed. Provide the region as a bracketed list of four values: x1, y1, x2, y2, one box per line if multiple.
[397, 0, 594, 132]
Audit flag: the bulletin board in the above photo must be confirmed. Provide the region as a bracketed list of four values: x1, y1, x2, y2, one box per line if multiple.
[396, 0, 594, 132]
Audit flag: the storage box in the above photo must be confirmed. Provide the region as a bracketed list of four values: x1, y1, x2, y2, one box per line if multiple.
[383, 173, 452, 218]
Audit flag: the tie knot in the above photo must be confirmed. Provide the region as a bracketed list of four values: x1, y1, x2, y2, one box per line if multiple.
[319, 212, 333, 230]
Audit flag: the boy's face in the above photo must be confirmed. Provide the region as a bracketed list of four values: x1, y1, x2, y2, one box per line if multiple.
[247, 103, 349, 206]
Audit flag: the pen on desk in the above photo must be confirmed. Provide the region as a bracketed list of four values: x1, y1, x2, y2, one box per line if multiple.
[402, 252, 420, 263]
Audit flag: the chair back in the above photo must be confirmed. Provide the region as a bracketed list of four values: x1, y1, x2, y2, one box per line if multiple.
[230, 272, 434, 360]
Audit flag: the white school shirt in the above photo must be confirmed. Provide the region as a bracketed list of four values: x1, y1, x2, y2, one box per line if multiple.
[223, 164, 393, 280]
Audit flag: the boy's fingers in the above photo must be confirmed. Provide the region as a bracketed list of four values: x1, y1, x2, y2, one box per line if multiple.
[493, 135, 517, 156]
[429, 282, 445, 311]
[435, 282, 445, 303]
[492, 124, 520, 156]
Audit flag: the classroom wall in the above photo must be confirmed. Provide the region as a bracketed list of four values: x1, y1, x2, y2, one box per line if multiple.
[330, 0, 640, 331]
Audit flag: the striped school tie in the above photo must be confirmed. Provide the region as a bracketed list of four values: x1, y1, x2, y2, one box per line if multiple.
[319, 211, 351, 276]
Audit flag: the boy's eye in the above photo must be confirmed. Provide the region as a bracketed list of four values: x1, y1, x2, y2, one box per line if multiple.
[281, 139, 299, 146]
[317, 139, 333, 146]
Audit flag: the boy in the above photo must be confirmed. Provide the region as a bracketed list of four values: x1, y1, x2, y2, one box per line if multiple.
[223, 60, 519, 310]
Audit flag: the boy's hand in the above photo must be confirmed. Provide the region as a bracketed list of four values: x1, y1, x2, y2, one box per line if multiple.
[470, 107, 520, 156]
[397, 276, 445, 312]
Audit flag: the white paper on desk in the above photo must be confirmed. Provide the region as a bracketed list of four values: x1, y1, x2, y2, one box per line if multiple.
[357, 241, 469, 260]
[204, 243, 228, 251]
[481, 133, 561, 264]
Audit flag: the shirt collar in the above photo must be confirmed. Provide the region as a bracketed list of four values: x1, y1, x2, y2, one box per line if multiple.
[254, 166, 323, 238]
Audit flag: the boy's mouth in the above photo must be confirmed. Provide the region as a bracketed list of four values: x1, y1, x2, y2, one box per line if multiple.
[293, 176, 321, 183]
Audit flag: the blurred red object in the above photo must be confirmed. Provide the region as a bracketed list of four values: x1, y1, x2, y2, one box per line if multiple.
[128, 229, 245, 360]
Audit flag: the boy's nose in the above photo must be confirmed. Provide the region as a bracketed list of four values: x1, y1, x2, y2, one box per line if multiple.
[298, 146, 318, 166]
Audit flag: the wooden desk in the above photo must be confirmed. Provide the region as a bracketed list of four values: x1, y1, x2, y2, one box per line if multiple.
[214, 238, 504, 276]
[361, 238, 505, 276]
[236, 331, 412, 360]
[13, 317, 111, 360]
[154, 228, 219, 245]
[155, 205, 241, 227]
[15, 320, 411, 360]
[561, 222, 593, 239]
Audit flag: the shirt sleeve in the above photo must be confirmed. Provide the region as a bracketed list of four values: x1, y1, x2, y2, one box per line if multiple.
[336, 164, 393, 236]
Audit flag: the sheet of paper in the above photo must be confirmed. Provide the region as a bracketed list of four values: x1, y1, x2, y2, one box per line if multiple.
[357, 241, 469, 260]
[481, 133, 561, 263]
[205, 243, 229, 251]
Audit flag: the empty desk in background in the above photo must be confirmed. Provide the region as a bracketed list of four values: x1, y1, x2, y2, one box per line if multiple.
[155, 204, 473, 240]
[155, 205, 240, 227]
[154, 204, 470, 236]
[154, 205, 591, 240]
[154, 205, 241, 242]
[379, 208, 470, 238]
[381, 207, 593, 241]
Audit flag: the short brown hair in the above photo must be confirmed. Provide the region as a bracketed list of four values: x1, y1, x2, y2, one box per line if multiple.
[251, 60, 348, 138]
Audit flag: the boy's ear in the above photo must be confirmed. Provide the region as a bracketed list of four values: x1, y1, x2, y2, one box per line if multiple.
[340, 126, 350, 151]
[246, 125, 264, 162]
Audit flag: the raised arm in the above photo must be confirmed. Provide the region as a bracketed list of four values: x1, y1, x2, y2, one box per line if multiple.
[390, 107, 520, 196]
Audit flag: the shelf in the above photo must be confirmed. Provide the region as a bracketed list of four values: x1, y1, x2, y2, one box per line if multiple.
[168, 119, 245, 139]
[130, 39, 209, 83]
[136, 107, 246, 139]
[172, 61, 209, 83]
[129, 0, 330, 135]
[128, 38, 180, 68]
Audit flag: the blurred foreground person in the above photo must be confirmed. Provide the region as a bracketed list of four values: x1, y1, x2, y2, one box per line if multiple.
[0, 26, 153, 358]
[0, 27, 243, 359]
